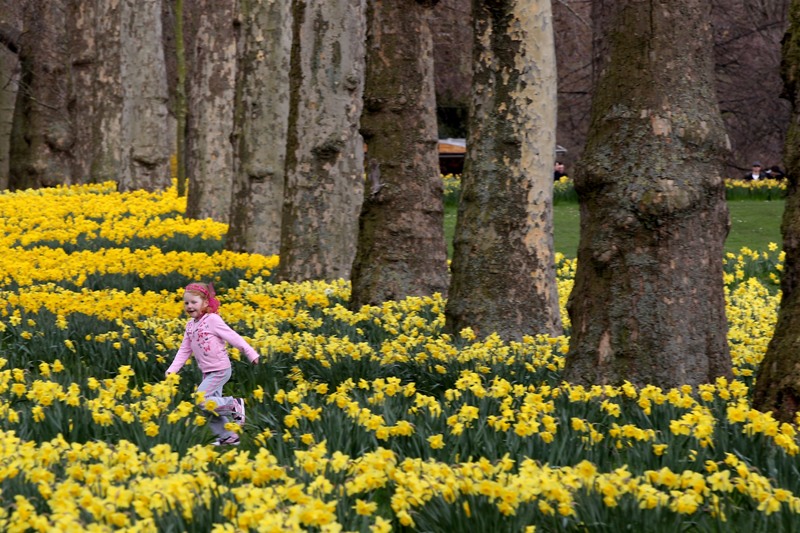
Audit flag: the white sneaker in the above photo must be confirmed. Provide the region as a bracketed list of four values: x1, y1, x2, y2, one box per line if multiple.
[232, 398, 245, 426]
[214, 434, 240, 446]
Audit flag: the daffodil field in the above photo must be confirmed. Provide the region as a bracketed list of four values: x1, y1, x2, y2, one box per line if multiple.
[0, 181, 796, 532]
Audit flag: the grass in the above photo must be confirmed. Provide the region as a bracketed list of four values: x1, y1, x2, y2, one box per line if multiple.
[444, 199, 785, 258]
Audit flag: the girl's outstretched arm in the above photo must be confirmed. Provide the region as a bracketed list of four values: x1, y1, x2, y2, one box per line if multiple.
[207, 314, 261, 363]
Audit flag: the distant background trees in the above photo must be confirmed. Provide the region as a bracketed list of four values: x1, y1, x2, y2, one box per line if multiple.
[0, 0, 791, 193]
[431, 0, 792, 176]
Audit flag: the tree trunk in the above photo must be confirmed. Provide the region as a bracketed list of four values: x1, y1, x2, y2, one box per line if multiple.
[68, 0, 97, 185]
[752, 0, 800, 422]
[227, 0, 292, 255]
[119, 0, 171, 191]
[184, 0, 237, 221]
[349, 0, 449, 308]
[92, 0, 124, 184]
[0, 2, 22, 190]
[563, 0, 733, 389]
[444, 0, 561, 340]
[277, 0, 366, 282]
[9, 0, 72, 189]
[174, 0, 187, 197]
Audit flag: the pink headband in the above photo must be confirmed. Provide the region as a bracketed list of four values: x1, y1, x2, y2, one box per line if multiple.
[185, 283, 220, 314]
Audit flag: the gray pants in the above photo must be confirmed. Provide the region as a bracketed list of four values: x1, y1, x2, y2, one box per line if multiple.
[196, 368, 237, 439]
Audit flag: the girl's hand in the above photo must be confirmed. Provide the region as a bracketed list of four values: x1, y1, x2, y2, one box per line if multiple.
[253, 357, 259, 365]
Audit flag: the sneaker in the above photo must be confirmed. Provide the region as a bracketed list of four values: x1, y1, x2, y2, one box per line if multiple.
[214, 434, 240, 446]
[232, 398, 245, 426]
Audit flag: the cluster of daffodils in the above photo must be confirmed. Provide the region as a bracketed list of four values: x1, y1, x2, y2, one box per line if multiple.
[0, 182, 797, 531]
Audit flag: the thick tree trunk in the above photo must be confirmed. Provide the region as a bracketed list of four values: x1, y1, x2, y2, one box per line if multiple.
[184, 1, 237, 221]
[119, 0, 171, 191]
[563, 0, 733, 389]
[9, 0, 72, 189]
[277, 0, 366, 282]
[444, 0, 561, 340]
[227, 0, 292, 255]
[349, 0, 449, 308]
[752, 0, 800, 422]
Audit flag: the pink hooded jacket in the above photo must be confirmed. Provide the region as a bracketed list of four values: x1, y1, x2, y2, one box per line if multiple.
[166, 313, 260, 375]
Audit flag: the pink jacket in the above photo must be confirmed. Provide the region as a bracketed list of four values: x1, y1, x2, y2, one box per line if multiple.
[166, 313, 260, 375]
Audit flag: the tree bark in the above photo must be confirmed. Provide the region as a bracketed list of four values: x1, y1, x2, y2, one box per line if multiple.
[444, 0, 561, 340]
[9, 0, 73, 189]
[752, 0, 800, 422]
[277, 0, 366, 282]
[563, 0, 733, 389]
[184, 0, 237, 221]
[174, 0, 187, 197]
[227, 0, 292, 255]
[349, 0, 449, 308]
[91, 0, 124, 185]
[68, 0, 97, 185]
[0, 2, 21, 190]
[119, 0, 171, 191]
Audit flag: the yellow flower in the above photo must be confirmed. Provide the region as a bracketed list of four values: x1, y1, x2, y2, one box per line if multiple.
[32, 405, 45, 422]
[370, 516, 392, 533]
[253, 386, 265, 401]
[427, 434, 445, 449]
[354, 499, 377, 516]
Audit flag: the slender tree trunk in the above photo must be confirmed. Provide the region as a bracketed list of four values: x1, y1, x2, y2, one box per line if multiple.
[752, 0, 800, 422]
[119, 0, 171, 191]
[174, 0, 187, 197]
[227, 0, 292, 255]
[349, 0, 449, 308]
[92, 0, 124, 184]
[68, 0, 97, 185]
[9, 0, 72, 189]
[445, 0, 561, 341]
[0, 2, 21, 190]
[563, 0, 732, 388]
[184, 0, 237, 221]
[277, 0, 366, 282]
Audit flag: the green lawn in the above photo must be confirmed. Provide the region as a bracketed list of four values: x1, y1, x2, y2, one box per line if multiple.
[445, 200, 785, 259]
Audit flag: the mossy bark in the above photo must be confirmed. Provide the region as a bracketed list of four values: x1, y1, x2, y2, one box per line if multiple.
[752, 0, 800, 422]
[563, 0, 733, 388]
[276, 0, 366, 283]
[227, 0, 292, 255]
[444, 0, 561, 340]
[349, 0, 449, 308]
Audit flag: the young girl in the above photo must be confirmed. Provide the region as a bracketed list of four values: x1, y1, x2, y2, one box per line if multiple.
[166, 282, 260, 446]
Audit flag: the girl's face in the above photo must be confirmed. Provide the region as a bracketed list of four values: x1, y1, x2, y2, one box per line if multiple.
[183, 291, 208, 319]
